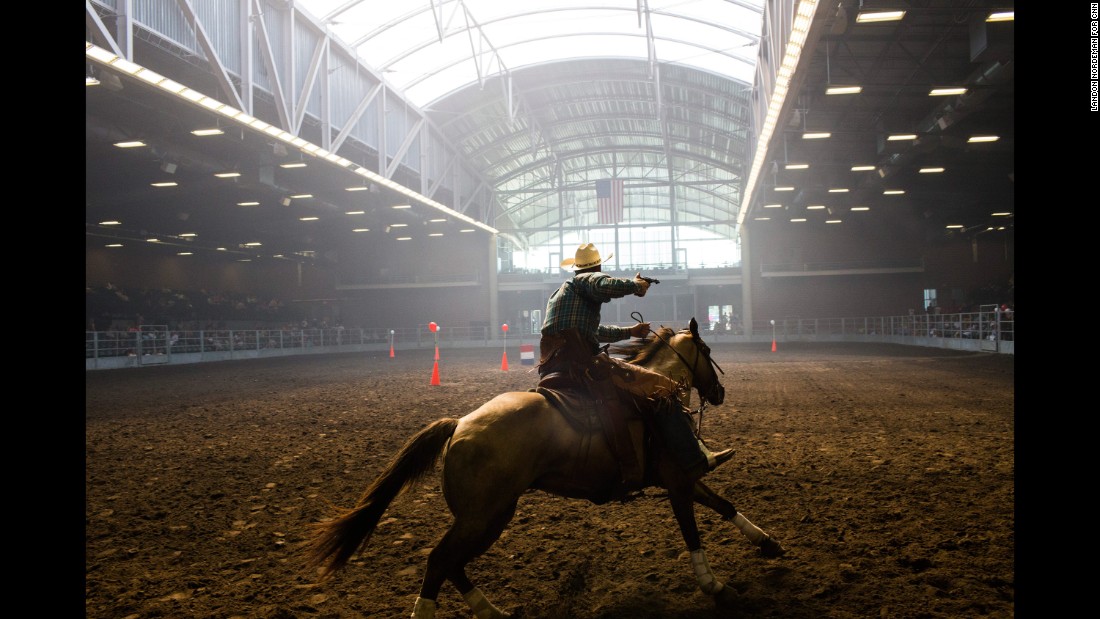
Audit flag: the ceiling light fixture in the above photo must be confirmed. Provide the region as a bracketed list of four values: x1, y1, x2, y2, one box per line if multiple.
[785, 163, 809, 169]
[884, 189, 905, 195]
[919, 167, 945, 173]
[353, 228, 370, 232]
[851, 206, 870, 211]
[114, 140, 146, 148]
[299, 217, 318, 221]
[191, 128, 224, 136]
[150, 181, 177, 187]
[825, 85, 861, 95]
[929, 88, 967, 96]
[790, 218, 807, 222]
[986, 11, 1014, 22]
[851, 165, 876, 171]
[968, 135, 1000, 143]
[887, 134, 918, 141]
[280, 162, 307, 169]
[828, 188, 849, 193]
[237, 201, 260, 206]
[290, 194, 313, 199]
[214, 172, 240, 178]
[764, 203, 783, 208]
[392, 204, 412, 209]
[99, 220, 121, 225]
[344, 186, 368, 191]
[775, 186, 795, 192]
[806, 205, 826, 210]
[856, 10, 905, 23]
[803, 132, 831, 139]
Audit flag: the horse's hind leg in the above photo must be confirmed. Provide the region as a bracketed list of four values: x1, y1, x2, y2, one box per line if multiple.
[413, 500, 517, 619]
[693, 481, 785, 557]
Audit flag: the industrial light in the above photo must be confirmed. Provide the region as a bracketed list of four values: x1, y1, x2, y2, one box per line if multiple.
[299, 217, 319, 221]
[883, 189, 905, 195]
[919, 167, 945, 173]
[856, 10, 905, 23]
[828, 188, 849, 193]
[802, 132, 831, 139]
[775, 186, 795, 191]
[825, 86, 861, 95]
[191, 128, 224, 136]
[887, 134, 918, 141]
[987, 11, 1013, 22]
[237, 201, 260, 206]
[790, 218, 807, 222]
[929, 88, 966, 96]
[345, 210, 366, 215]
[764, 203, 783, 208]
[826, 220, 842, 224]
[785, 163, 809, 169]
[114, 140, 146, 148]
[968, 135, 1000, 143]
[392, 204, 412, 209]
[214, 172, 240, 178]
[353, 228, 370, 232]
[290, 194, 313, 199]
[806, 205, 826, 210]
[150, 181, 177, 187]
[851, 165, 876, 171]
[99, 220, 121, 225]
[851, 206, 870, 211]
[281, 162, 308, 169]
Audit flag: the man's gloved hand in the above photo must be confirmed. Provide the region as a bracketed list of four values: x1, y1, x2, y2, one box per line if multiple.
[629, 322, 651, 338]
[633, 272, 651, 297]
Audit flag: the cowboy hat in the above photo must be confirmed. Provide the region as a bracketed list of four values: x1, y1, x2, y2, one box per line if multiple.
[560, 243, 613, 270]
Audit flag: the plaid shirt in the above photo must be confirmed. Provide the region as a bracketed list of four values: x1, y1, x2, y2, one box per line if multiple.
[541, 271, 642, 353]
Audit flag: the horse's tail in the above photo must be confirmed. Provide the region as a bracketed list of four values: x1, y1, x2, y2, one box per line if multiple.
[307, 417, 459, 579]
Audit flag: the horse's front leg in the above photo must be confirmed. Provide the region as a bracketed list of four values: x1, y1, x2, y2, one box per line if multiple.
[666, 478, 737, 606]
[693, 480, 786, 557]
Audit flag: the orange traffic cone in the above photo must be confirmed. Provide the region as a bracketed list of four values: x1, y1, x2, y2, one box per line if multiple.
[771, 339, 777, 352]
[430, 361, 441, 386]
[501, 351, 509, 371]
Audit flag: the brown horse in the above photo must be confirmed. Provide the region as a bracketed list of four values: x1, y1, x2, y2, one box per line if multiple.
[307, 317, 784, 618]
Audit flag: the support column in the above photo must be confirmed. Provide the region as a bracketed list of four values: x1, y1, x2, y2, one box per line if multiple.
[488, 233, 499, 340]
[740, 224, 754, 335]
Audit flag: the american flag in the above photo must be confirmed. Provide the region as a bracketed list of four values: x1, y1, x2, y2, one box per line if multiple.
[596, 179, 624, 224]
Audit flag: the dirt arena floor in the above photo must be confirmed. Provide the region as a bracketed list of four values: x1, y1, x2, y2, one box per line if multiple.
[85, 340, 1014, 618]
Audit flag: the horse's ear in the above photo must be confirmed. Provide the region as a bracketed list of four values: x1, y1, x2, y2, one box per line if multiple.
[689, 317, 699, 336]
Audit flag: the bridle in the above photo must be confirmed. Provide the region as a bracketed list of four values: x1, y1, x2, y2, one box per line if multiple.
[631, 312, 725, 407]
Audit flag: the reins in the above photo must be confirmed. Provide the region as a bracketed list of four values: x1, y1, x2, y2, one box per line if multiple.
[630, 312, 725, 434]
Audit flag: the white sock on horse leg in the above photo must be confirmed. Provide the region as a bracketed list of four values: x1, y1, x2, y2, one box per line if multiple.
[732, 512, 767, 546]
[411, 596, 437, 619]
[463, 587, 506, 619]
[690, 548, 725, 595]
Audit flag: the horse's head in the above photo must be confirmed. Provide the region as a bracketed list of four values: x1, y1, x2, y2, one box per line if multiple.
[617, 317, 725, 406]
[678, 317, 725, 406]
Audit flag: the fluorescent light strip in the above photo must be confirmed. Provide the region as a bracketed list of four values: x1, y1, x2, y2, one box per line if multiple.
[968, 135, 1000, 143]
[991, 212, 1012, 217]
[763, 204, 783, 208]
[851, 165, 875, 171]
[191, 128, 224, 136]
[825, 86, 861, 95]
[345, 210, 366, 215]
[828, 188, 849, 193]
[929, 88, 967, 96]
[826, 220, 842, 224]
[856, 10, 905, 23]
[790, 218, 807, 222]
[785, 163, 809, 169]
[299, 217, 319, 221]
[802, 132, 831, 139]
[987, 11, 1013, 22]
[114, 141, 146, 148]
[353, 228, 370, 232]
[884, 189, 905, 195]
[945, 224, 964, 229]
[775, 186, 795, 192]
[290, 194, 313, 199]
[806, 205, 826, 210]
[99, 220, 121, 225]
[280, 163, 307, 169]
[396, 237, 412, 241]
[851, 206, 870, 211]
[919, 167, 945, 173]
[214, 172, 240, 178]
[237, 201, 259, 206]
[735, 0, 820, 231]
[345, 186, 367, 191]
[151, 182, 177, 187]
[887, 134, 918, 141]
[84, 42, 499, 235]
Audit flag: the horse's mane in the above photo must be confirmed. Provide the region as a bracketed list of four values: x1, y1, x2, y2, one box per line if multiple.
[611, 326, 681, 366]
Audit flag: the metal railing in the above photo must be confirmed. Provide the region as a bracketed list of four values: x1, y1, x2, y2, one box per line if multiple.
[86, 310, 1013, 370]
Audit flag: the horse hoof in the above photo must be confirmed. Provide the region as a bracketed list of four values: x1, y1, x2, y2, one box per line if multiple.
[758, 536, 787, 558]
[714, 583, 739, 607]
